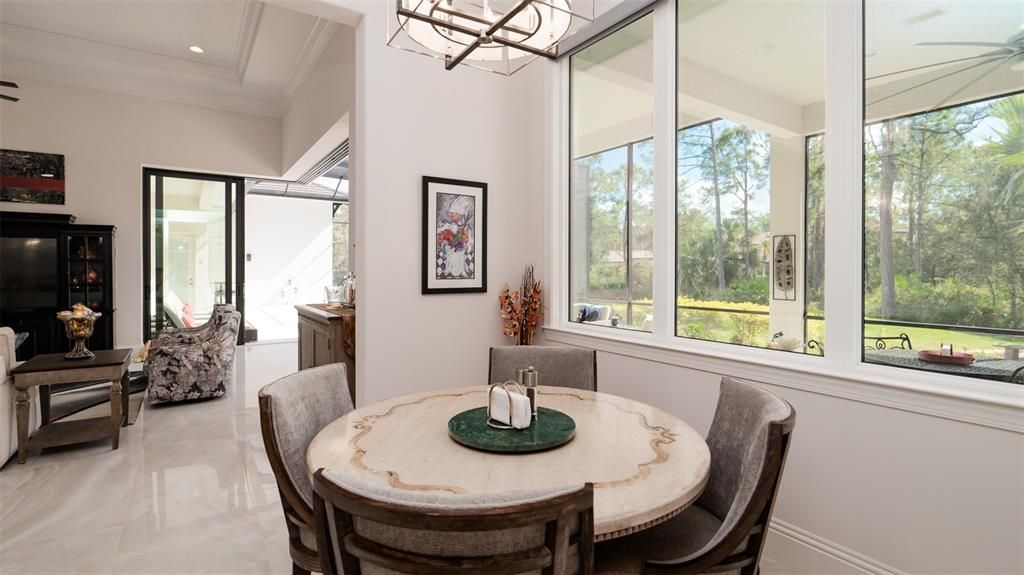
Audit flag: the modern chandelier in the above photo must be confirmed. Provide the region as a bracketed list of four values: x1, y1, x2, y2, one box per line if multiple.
[387, 0, 595, 76]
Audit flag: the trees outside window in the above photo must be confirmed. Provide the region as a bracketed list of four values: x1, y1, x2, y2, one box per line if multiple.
[569, 13, 654, 331]
[332, 202, 349, 286]
[860, 93, 1024, 357]
[676, 119, 778, 348]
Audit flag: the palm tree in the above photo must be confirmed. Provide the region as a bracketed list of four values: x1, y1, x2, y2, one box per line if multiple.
[987, 94, 1024, 205]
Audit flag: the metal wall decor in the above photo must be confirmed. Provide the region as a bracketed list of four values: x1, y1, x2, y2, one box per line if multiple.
[387, 0, 595, 76]
[772, 234, 797, 301]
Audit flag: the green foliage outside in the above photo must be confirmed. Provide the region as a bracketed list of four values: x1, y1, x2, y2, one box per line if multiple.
[574, 94, 1024, 359]
[862, 94, 1024, 331]
[331, 203, 349, 285]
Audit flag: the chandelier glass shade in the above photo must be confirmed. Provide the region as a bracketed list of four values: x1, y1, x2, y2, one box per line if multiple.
[387, 0, 594, 76]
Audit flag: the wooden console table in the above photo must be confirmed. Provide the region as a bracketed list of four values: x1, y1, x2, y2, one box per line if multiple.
[296, 304, 356, 404]
[11, 348, 131, 464]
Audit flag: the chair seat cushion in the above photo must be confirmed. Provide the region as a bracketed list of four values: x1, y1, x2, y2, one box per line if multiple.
[594, 504, 725, 575]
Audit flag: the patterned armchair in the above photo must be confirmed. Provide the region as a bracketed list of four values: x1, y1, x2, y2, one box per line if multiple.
[145, 307, 241, 404]
[159, 303, 235, 344]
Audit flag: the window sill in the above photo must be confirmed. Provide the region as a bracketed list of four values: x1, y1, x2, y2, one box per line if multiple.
[543, 323, 1024, 433]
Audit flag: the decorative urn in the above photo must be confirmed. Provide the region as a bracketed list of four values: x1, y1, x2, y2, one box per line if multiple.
[57, 303, 101, 360]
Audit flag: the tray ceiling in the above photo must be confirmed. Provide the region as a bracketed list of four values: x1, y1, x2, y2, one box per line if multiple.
[0, 0, 339, 117]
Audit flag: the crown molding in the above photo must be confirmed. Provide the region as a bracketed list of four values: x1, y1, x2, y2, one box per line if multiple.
[0, 22, 238, 81]
[0, 15, 286, 117]
[282, 18, 339, 106]
[235, 0, 266, 82]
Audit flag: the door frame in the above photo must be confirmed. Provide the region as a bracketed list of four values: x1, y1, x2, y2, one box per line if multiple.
[142, 168, 246, 344]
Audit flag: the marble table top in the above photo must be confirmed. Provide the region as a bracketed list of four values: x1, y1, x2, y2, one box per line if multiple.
[307, 385, 711, 541]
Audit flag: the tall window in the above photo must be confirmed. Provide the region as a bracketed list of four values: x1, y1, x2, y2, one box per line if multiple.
[570, 14, 654, 331]
[861, 0, 1024, 380]
[563, 0, 1024, 386]
[675, 1, 825, 354]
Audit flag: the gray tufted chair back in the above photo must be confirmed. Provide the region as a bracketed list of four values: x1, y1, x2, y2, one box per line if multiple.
[489, 346, 598, 391]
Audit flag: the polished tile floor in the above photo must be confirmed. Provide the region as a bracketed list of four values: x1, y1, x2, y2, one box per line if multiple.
[0, 342, 299, 575]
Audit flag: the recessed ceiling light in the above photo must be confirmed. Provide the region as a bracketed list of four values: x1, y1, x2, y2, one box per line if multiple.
[189, 45, 205, 54]
[40, 173, 54, 178]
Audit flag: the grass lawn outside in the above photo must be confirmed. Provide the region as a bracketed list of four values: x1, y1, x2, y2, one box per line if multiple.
[581, 299, 1022, 359]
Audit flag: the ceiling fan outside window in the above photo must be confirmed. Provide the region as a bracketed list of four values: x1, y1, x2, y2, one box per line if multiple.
[0, 80, 19, 103]
[868, 30, 1024, 111]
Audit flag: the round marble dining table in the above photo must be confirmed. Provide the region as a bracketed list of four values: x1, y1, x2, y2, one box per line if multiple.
[306, 385, 711, 541]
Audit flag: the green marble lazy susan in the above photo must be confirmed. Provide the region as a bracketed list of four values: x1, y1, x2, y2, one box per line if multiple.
[447, 407, 576, 453]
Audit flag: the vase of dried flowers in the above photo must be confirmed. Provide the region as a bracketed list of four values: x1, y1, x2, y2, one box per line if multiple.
[498, 265, 543, 345]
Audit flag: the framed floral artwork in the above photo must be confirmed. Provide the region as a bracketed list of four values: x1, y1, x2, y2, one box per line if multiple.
[422, 176, 487, 294]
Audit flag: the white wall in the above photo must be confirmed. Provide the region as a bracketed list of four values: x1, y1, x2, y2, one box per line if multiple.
[566, 347, 1024, 574]
[0, 78, 281, 346]
[281, 24, 355, 178]
[244, 194, 333, 316]
[326, 0, 546, 406]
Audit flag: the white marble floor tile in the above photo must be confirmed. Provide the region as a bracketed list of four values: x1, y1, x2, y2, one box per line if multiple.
[0, 342, 298, 575]
[0, 524, 123, 575]
[111, 506, 274, 574]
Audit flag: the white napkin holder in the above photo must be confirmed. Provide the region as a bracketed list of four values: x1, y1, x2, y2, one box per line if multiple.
[487, 382, 532, 430]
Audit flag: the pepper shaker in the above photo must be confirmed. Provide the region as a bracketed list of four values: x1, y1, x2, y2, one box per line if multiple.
[522, 366, 538, 419]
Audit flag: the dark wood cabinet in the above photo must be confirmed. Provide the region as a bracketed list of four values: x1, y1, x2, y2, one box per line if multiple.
[61, 227, 115, 351]
[0, 212, 116, 360]
[296, 304, 355, 405]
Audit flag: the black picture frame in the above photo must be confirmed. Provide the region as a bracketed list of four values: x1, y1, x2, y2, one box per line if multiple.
[422, 176, 487, 294]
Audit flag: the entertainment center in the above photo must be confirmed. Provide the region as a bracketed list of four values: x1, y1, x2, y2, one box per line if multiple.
[0, 212, 115, 360]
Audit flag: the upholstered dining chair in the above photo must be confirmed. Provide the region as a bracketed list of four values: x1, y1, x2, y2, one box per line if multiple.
[489, 345, 598, 391]
[259, 364, 354, 575]
[594, 377, 796, 575]
[312, 468, 595, 575]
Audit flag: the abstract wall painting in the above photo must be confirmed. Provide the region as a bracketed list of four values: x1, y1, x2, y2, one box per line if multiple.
[422, 176, 487, 294]
[0, 149, 66, 205]
[772, 234, 797, 301]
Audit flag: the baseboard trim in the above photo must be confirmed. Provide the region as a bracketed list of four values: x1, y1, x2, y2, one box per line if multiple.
[770, 519, 907, 575]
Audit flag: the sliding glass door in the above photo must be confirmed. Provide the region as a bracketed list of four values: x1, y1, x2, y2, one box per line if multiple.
[143, 168, 245, 343]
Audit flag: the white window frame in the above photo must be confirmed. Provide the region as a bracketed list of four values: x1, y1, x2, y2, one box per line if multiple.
[544, 0, 1024, 432]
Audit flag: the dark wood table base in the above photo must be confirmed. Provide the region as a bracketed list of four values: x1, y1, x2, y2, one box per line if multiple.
[11, 349, 132, 464]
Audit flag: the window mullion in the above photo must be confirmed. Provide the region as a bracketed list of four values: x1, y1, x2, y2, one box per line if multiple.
[651, 0, 677, 340]
[823, 0, 863, 369]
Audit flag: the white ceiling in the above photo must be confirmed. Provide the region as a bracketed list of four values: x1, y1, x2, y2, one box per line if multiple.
[0, 0, 340, 117]
[572, 0, 1024, 150]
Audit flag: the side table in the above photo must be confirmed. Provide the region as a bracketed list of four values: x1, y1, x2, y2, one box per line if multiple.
[10, 348, 132, 464]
